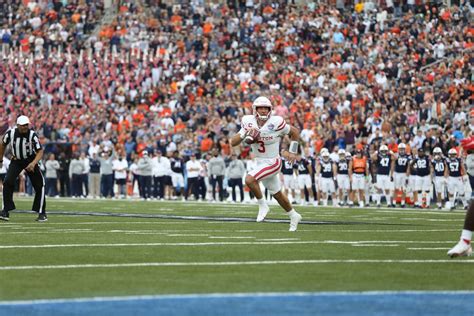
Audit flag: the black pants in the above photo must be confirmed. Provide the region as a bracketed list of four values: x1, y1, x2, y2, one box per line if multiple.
[186, 177, 199, 200]
[45, 177, 58, 197]
[71, 174, 83, 197]
[3, 159, 46, 213]
[228, 178, 244, 202]
[139, 175, 152, 199]
[197, 176, 206, 199]
[210, 175, 224, 201]
[153, 176, 165, 198]
[101, 174, 114, 198]
[58, 171, 70, 197]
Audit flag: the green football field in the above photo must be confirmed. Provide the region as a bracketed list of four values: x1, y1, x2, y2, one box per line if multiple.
[0, 197, 473, 301]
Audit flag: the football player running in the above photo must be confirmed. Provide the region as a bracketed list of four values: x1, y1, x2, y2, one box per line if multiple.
[230, 96, 302, 231]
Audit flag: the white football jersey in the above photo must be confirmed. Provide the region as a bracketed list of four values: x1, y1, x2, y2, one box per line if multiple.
[238, 115, 290, 159]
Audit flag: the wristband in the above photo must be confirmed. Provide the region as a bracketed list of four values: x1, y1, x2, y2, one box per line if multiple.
[289, 141, 299, 154]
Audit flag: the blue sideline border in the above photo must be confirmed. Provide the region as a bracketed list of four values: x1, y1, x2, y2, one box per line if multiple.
[1, 291, 473, 316]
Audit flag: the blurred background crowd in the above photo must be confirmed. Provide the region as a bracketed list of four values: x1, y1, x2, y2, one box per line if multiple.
[0, 0, 472, 201]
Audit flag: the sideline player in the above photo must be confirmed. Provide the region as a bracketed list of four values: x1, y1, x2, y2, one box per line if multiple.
[431, 147, 447, 209]
[372, 145, 393, 207]
[392, 143, 411, 208]
[230, 96, 302, 231]
[336, 149, 351, 206]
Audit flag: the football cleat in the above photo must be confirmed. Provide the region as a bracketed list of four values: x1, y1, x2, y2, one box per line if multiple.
[0, 210, 10, 221]
[289, 212, 302, 232]
[447, 240, 472, 258]
[256, 205, 270, 222]
[36, 213, 48, 222]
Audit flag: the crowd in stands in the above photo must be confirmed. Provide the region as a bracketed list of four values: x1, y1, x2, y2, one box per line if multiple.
[0, 0, 472, 202]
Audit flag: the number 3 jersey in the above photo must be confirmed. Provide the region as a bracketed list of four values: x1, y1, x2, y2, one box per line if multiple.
[238, 115, 290, 159]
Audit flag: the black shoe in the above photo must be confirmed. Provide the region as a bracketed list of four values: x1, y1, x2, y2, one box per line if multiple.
[0, 210, 9, 221]
[401, 204, 406, 208]
[36, 213, 48, 222]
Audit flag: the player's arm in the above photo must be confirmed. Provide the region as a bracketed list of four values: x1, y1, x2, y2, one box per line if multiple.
[281, 125, 300, 164]
[332, 162, 337, 180]
[390, 154, 395, 178]
[230, 133, 244, 147]
[407, 160, 413, 177]
[460, 160, 466, 177]
[444, 160, 449, 178]
[348, 160, 353, 179]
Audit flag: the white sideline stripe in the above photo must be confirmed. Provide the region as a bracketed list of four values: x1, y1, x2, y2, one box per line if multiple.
[2, 290, 474, 306]
[208, 236, 256, 239]
[1, 259, 474, 271]
[408, 248, 450, 250]
[352, 244, 399, 247]
[0, 240, 458, 249]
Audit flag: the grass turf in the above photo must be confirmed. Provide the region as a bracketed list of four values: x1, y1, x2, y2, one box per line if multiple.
[0, 197, 472, 301]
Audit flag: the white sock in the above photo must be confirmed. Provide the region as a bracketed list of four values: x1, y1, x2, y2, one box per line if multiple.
[257, 198, 267, 206]
[401, 199, 405, 206]
[461, 229, 472, 243]
[288, 209, 298, 217]
[385, 195, 391, 205]
[418, 193, 423, 206]
[376, 194, 381, 205]
[426, 195, 431, 207]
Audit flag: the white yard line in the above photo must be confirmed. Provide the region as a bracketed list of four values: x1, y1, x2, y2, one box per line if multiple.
[0, 240, 458, 249]
[0, 259, 473, 271]
[407, 248, 450, 250]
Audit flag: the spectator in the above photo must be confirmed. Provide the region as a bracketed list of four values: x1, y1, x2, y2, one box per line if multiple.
[44, 153, 60, 197]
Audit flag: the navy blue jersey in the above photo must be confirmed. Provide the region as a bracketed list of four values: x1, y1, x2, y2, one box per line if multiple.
[296, 158, 311, 175]
[395, 154, 411, 173]
[376, 154, 392, 175]
[432, 159, 446, 177]
[337, 159, 349, 175]
[446, 158, 462, 177]
[171, 158, 184, 174]
[320, 160, 334, 178]
[281, 159, 295, 175]
[413, 157, 430, 176]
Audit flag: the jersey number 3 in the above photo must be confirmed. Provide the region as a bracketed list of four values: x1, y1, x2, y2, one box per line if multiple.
[257, 141, 265, 153]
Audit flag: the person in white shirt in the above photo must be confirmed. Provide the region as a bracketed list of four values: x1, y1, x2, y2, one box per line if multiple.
[185, 154, 202, 200]
[112, 154, 129, 199]
[152, 150, 171, 200]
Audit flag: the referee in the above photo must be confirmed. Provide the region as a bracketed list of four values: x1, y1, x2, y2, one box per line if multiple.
[0, 116, 47, 222]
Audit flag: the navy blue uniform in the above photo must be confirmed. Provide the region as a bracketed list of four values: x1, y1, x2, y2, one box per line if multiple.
[432, 159, 446, 177]
[446, 158, 462, 177]
[376, 154, 392, 175]
[337, 159, 349, 175]
[297, 158, 311, 175]
[320, 160, 334, 178]
[413, 157, 430, 177]
[281, 159, 295, 175]
[171, 158, 184, 175]
[395, 154, 411, 174]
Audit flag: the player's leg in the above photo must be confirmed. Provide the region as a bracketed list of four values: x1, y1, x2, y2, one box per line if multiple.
[448, 200, 474, 257]
[27, 165, 47, 221]
[264, 174, 302, 231]
[1, 161, 25, 220]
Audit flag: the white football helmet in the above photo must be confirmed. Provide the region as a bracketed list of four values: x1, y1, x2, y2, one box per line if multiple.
[379, 145, 389, 155]
[345, 152, 352, 158]
[338, 149, 346, 155]
[321, 148, 329, 154]
[321, 151, 330, 161]
[448, 148, 457, 157]
[252, 96, 272, 122]
[433, 147, 442, 155]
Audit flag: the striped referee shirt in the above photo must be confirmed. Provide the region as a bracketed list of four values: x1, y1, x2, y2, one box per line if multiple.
[2, 128, 42, 160]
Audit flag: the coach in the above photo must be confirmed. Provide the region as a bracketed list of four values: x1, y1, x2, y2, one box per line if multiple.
[0, 116, 47, 222]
